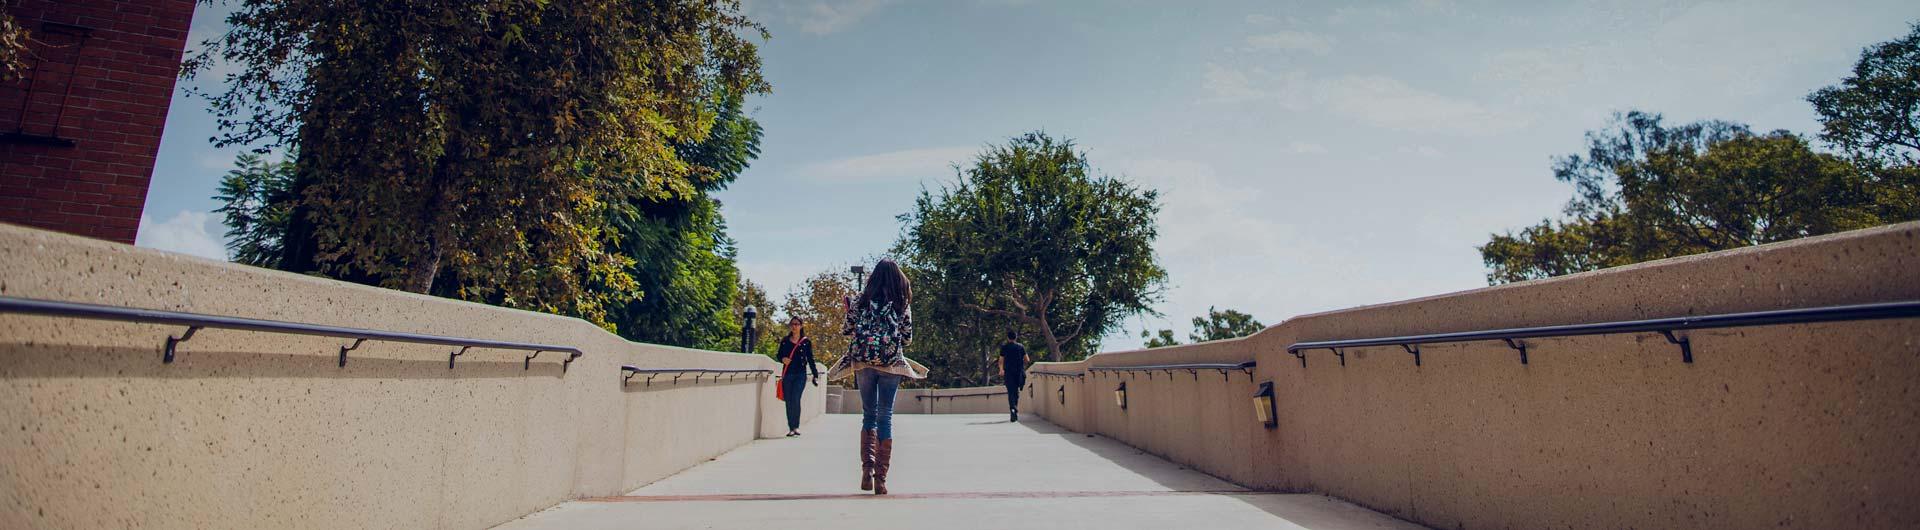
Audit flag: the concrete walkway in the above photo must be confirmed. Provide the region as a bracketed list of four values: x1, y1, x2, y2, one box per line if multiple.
[496, 415, 1426, 530]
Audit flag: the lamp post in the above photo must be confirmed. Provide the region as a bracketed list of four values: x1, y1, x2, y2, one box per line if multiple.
[740, 306, 758, 354]
[850, 265, 866, 291]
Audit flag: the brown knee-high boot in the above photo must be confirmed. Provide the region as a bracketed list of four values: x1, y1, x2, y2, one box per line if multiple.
[859, 430, 876, 491]
[873, 438, 893, 495]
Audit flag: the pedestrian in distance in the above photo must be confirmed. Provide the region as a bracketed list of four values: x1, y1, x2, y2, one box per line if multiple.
[998, 330, 1029, 422]
[824, 259, 928, 495]
[775, 316, 821, 437]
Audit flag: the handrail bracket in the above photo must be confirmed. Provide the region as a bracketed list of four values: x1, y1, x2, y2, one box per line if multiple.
[1659, 330, 1693, 363]
[1503, 338, 1528, 365]
[339, 338, 366, 368]
[162, 325, 201, 364]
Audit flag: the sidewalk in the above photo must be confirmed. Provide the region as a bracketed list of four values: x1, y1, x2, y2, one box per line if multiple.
[496, 414, 1426, 530]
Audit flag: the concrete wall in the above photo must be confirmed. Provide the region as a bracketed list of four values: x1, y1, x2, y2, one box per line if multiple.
[1028, 222, 1920, 530]
[0, 224, 823, 529]
[825, 385, 1009, 415]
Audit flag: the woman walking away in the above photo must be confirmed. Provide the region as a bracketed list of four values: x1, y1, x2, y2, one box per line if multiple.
[826, 259, 928, 495]
[776, 317, 821, 437]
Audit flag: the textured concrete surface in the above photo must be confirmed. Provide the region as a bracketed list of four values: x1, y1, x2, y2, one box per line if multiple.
[1027, 222, 1920, 530]
[0, 224, 823, 530]
[497, 414, 1425, 530]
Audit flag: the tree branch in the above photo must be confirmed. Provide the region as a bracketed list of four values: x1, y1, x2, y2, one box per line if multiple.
[961, 302, 1041, 326]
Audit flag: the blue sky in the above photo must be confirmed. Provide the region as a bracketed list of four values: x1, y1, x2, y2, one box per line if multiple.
[138, 0, 1920, 350]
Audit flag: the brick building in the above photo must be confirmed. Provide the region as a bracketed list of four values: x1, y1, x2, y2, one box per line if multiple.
[0, 0, 195, 244]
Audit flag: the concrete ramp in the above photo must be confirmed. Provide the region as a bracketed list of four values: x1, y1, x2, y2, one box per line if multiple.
[497, 415, 1424, 530]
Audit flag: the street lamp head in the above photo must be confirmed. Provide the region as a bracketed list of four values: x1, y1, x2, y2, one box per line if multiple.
[850, 265, 865, 276]
[743, 306, 757, 319]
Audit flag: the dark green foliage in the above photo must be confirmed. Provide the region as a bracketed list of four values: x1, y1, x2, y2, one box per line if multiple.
[1186, 307, 1265, 342]
[1484, 25, 1920, 284]
[1809, 22, 1920, 166]
[607, 89, 763, 350]
[1144, 307, 1264, 348]
[1141, 329, 1180, 348]
[898, 132, 1168, 362]
[184, 0, 768, 330]
[1480, 112, 1908, 284]
[211, 152, 296, 267]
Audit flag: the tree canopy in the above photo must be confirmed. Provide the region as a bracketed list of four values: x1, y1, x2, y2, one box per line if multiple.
[606, 88, 763, 350]
[1480, 112, 1904, 283]
[1809, 22, 1920, 167]
[186, 0, 768, 331]
[1143, 307, 1265, 348]
[211, 152, 296, 266]
[1482, 25, 1920, 284]
[897, 132, 1167, 362]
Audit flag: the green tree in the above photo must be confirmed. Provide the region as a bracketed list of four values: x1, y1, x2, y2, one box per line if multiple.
[1141, 329, 1180, 348]
[1480, 111, 1902, 284]
[184, 0, 768, 331]
[607, 89, 763, 349]
[211, 152, 296, 267]
[1809, 22, 1920, 166]
[900, 257, 1017, 387]
[1187, 306, 1264, 342]
[898, 132, 1168, 361]
[1807, 22, 1920, 221]
[1143, 306, 1263, 348]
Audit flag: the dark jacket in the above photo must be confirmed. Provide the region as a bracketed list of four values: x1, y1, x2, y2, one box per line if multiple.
[776, 336, 821, 380]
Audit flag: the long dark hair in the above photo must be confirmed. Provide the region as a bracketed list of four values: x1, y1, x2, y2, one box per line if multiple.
[855, 259, 911, 314]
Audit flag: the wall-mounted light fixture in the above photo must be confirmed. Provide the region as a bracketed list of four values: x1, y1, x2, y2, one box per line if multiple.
[1057, 385, 1066, 405]
[1254, 381, 1277, 428]
[1114, 381, 1128, 409]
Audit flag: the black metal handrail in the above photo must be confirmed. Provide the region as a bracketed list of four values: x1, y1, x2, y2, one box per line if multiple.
[1089, 361, 1257, 381]
[913, 390, 1007, 400]
[620, 365, 773, 386]
[1285, 300, 1920, 367]
[0, 296, 583, 370]
[1030, 369, 1084, 378]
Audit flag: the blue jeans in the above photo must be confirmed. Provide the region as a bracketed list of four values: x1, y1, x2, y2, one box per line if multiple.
[857, 368, 903, 440]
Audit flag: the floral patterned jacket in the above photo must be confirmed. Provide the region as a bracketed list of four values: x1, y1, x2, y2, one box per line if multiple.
[826, 300, 927, 381]
[842, 300, 911, 365]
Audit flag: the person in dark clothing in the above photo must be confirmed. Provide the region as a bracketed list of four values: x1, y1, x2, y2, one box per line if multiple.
[998, 331, 1028, 422]
[776, 316, 821, 437]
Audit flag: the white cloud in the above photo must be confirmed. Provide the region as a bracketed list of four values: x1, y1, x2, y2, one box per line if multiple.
[1328, 0, 1455, 25]
[797, 146, 976, 182]
[1286, 141, 1328, 154]
[1101, 157, 1427, 350]
[1244, 14, 1278, 25]
[136, 211, 228, 261]
[1398, 145, 1443, 157]
[1244, 30, 1335, 55]
[1201, 64, 1531, 136]
[795, 0, 892, 35]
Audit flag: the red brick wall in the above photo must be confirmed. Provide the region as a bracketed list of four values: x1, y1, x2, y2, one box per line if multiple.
[0, 0, 195, 244]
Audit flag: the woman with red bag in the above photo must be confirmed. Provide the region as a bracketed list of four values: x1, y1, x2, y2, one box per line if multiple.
[775, 316, 820, 437]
